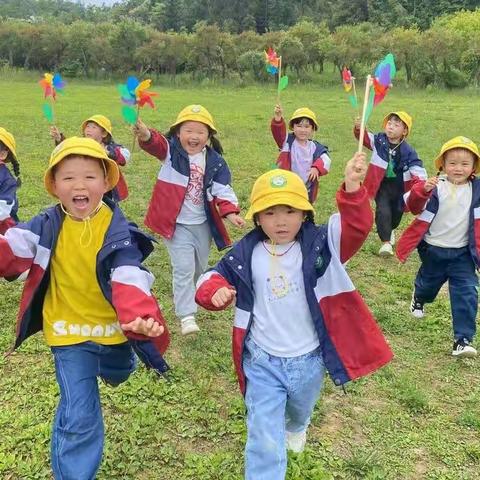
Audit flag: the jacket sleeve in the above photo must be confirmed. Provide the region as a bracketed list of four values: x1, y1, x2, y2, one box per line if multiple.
[195, 256, 237, 310]
[328, 184, 373, 264]
[138, 129, 170, 161]
[0, 217, 43, 277]
[106, 141, 131, 166]
[404, 180, 432, 215]
[271, 117, 287, 149]
[353, 125, 373, 150]
[312, 144, 332, 176]
[110, 242, 170, 356]
[211, 163, 241, 217]
[0, 174, 18, 234]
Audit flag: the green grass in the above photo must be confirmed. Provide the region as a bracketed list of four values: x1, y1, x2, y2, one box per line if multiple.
[1, 75, 480, 479]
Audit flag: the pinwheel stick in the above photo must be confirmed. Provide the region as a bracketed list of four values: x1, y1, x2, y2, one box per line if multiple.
[131, 105, 140, 154]
[277, 56, 282, 104]
[358, 75, 372, 153]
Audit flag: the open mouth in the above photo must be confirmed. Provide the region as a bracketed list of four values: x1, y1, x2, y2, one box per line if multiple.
[73, 195, 89, 209]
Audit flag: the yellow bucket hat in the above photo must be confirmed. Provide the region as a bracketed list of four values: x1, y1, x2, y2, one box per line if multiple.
[170, 105, 217, 134]
[81, 115, 113, 136]
[288, 107, 318, 131]
[382, 111, 412, 136]
[0, 127, 17, 160]
[434, 136, 480, 173]
[44, 137, 119, 197]
[245, 169, 314, 220]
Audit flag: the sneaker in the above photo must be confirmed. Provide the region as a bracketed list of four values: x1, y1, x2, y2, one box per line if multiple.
[378, 242, 393, 257]
[410, 293, 425, 318]
[390, 230, 396, 246]
[180, 315, 200, 336]
[286, 430, 307, 453]
[452, 338, 477, 358]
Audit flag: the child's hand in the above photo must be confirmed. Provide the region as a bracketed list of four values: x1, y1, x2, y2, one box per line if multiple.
[121, 316, 164, 337]
[307, 167, 320, 182]
[354, 116, 361, 130]
[226, 213, 246, 228]
[274, 104, 283, 121]
[50, 126, 62, 142]
[424, 176, 439, 192]
[133, 119, 151, 142]
[344, 152, 367, 192]
[212, 287, 236, 308]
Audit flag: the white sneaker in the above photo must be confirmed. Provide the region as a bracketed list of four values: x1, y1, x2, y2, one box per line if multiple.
[286, 430, 307, 453]
[452, 339, 477, 358]
[390, 230, 396, 246]
[378, 242, 393, 257]
[180, 316, 200, 336]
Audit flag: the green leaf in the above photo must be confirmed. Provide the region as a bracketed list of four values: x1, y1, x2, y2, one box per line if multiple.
[278, 75, 288, 92]
[42, 103, 53, 122]
[122, 105, 137, 124]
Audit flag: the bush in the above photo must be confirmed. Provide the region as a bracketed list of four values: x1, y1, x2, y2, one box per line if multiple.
[441, 67, 468, 89]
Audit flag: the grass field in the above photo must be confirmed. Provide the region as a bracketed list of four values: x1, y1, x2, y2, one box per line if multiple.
[1, 75, 480, 479]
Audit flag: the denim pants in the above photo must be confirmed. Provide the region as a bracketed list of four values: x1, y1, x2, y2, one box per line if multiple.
[163, 222, 212, 319]
[243, 336, 326, 480]
[415, 243, 478, 341]
[51, 341, 136, 480]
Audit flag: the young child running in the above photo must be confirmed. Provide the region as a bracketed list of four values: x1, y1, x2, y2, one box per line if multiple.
[195, 159, 393, 480]
[397, 136, 480, 358]
[0, 127, 21, 234]
[271, 104, 331, 202]
[354, 111, 427, 256]
[50, 114, 130, 201]
[0, 137, 169, 480]
[133, 104, 245, 336]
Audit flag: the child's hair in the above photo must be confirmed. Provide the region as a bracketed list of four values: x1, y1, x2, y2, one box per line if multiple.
[0, 141, 21, 187]
[443, 147, 476, 164]
[165, 124, 224, 155]
[291, 117, 316, 130]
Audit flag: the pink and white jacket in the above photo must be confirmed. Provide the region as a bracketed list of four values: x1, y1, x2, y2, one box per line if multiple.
[271, 118, 331, 202]
[397, 177, 480, 266]
[139, 130, 240, 250]
[196, 185, 393, 394]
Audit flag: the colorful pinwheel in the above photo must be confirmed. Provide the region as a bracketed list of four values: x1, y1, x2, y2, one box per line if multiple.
[118, 76, 158, 124]
[342, 66, 358, 110]
[264, 47, 288, 100]
[38, 73, 66, 123]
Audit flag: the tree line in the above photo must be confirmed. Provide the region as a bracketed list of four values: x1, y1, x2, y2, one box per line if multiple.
[0, 9, 479, 88]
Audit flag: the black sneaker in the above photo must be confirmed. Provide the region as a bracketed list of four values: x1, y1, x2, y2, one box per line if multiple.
[452, 338, 477, 358]
[410, 293, 424, 318]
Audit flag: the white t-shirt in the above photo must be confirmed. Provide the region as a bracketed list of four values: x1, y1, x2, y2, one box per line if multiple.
[425, 179, 472, 248]
[250, 240, 320, 357]
[177, 150, 207, 225]
[290, 139, 317, 182]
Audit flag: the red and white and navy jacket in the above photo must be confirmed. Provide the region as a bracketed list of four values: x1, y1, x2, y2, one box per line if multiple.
[139, 130, 240, 250]
[196, 185, 393, 394]
[0, 163, 19, 235]
[354, 127, 427, 205]
[396, 177, 480, 267]
[55, 134, 131, 201]
[270, 118, 331, 202]
[0, 199, 170, 374]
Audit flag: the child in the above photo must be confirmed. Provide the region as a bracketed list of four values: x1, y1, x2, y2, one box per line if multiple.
[195, 160, 393, 479]
[50, 114, 131, 201]
[0, 136, 169, 479]
[0, 127, 21, 234]
[354, 111, 427, 256]
[397, 136, 480, 358]
[133, 104, 245, 336]
[271, 104, 331, 203]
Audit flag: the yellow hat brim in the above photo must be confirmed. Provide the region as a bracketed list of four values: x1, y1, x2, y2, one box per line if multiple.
[245, 191, 314, 220]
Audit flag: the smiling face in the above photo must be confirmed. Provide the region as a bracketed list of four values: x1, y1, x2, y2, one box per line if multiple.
[292, 118, 314, 144]
[442, 148, 476, 185]
[52, 155, 108, 220]
[384, 115, 407, 143]
[177, 121, 210, 155]
[257, 204, 304, 244]
[83, 121, 108, 144]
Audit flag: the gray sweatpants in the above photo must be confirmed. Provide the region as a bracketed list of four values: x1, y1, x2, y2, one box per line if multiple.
[163, 222, 212, 319]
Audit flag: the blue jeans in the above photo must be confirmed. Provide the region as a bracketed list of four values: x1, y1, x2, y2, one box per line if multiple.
[243, 336, 326, 480]
[51, 341, 136, 480]
[415, 243, 478, 341]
